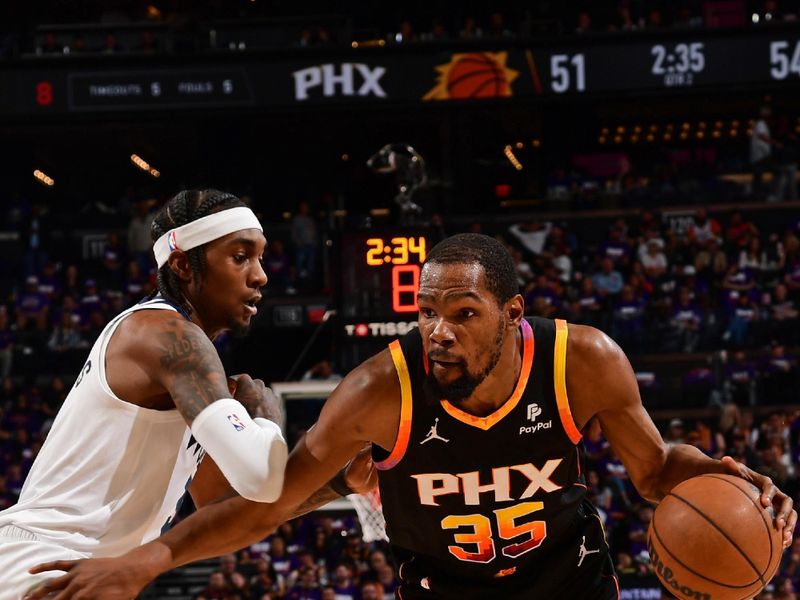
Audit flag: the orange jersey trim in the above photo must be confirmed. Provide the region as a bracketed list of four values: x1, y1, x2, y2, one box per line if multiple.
[375, 340, 413, 470]
[555, 319, 582, 445]
[439, 319, 535, 431]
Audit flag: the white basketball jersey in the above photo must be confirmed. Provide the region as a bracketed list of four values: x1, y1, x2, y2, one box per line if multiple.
[0, 298, 205, 557]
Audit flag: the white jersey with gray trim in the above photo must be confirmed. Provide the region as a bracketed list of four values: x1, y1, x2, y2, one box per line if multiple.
[0, 297, 205, 557]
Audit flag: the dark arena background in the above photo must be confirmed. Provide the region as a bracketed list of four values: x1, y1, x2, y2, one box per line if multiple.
[2, 1, 800, 598]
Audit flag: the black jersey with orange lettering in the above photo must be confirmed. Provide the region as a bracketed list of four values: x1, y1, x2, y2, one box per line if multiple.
[373, 317, 618, 600]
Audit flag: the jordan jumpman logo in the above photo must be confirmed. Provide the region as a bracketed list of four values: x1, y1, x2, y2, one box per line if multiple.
[577, 535, 600, 567]
[420, 418, 450, 444]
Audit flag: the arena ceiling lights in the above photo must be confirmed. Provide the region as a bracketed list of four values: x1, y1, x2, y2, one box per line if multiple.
[130, 153, 160, 178]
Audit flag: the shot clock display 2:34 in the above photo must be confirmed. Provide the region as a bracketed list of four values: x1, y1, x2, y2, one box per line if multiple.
[338, 234, 428, 319]
[365, 236, 426, 265]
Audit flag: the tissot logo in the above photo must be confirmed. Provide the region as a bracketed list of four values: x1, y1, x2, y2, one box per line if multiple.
[293, 63, 387, 101]
[344, 321, 418, 337]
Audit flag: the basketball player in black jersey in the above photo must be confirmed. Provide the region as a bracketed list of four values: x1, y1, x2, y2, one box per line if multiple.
[30, 234, 796, 600]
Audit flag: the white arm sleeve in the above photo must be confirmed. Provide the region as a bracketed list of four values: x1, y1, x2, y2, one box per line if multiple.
[190, 398, 288, 503]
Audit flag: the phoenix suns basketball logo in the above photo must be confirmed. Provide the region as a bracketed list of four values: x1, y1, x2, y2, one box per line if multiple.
[423, 52, 519, 100]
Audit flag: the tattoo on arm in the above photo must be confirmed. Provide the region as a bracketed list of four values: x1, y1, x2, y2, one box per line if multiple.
[157, 319, 228, 422]
[289, 484, 341, 519]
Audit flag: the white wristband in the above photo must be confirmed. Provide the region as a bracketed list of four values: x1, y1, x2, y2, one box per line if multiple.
[191, 399, 287, 503]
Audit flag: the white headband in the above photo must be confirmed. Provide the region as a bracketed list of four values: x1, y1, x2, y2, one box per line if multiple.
[153, 206, 263, 268]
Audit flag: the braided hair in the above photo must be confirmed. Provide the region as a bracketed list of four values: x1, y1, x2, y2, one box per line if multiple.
[150, 189, 246, 314]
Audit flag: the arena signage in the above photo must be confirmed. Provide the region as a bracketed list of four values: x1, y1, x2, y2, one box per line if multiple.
[4, 28, 800, 115]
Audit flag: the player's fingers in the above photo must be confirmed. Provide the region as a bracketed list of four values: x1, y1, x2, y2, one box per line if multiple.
[775, 493, 794, 529]
[784, 509, 798, 548]
[28, 560, 79, 574]
[22, 571, 74, 599]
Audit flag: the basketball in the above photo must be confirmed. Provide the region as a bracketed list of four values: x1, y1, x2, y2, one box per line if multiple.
[446, 53, 508, 98]
[647, 474, 783, 600]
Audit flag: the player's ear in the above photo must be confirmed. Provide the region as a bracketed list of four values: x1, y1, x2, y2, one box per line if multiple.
[167, 250, 193, 283]
[507, 294, 524, 327]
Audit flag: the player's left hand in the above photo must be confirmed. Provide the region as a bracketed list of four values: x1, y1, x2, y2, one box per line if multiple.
[344, 445, 378, 495]
[720, 455, 797, 548]
[24, 556, 148, 600]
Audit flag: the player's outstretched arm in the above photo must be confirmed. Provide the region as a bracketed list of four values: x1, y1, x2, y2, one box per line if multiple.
[567, 324, 796, 548]
[26, 349, 399, 599]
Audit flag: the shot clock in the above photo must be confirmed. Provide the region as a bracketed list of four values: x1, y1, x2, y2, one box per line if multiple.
[336, 231, 429, 369]
[339, 233, 427, 318]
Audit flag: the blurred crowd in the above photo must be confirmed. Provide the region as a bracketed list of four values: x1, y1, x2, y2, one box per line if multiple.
[502, 208, 800, 382]
[3, 0, 797, 58]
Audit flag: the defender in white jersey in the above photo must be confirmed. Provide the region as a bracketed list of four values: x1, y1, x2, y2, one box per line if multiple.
[0, 190, 289, 599]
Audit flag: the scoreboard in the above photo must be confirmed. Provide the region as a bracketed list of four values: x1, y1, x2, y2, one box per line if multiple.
[336, 231, 428, 369]
[5, 27, 800, 116]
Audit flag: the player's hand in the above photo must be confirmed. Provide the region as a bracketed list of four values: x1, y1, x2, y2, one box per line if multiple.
[229, 374, 283, 426]
[345, 445, 378, 495]
[720, 455, 797, 548]
[24, 557, 148, 600]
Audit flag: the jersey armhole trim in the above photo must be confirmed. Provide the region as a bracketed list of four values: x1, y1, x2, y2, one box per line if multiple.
[375, 340, 413, 471]
[555, 319, 582, 445]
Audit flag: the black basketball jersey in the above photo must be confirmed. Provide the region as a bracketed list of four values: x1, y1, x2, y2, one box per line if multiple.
[373, 317, 618, 599]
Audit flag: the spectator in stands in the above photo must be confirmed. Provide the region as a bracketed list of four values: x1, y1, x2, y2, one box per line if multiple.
[487, 12, 513, 37]
[21, 204, 49, 276]
[739, 236, 768, 281]
[250, 557, 279, 598]
[375, 563, 399, 599]
[458, 16, 482, 39]
[331, 563, 359, 599]
[61, 264, 82, 299]
[641, 239, 668, 280]
[695, 237, 728, 285]
[264, 239, 294, 295]
[270, 536, 298, 581]
[511, 248, 534, 287]
[726, 351, 757, 405]
[592, 257, 624, 296]
[627, 505, 653, 558]
[0, 308, 14, 383]
[600, 225, 633, 266]
[665, 418, 686, 444]
[123, 259, 148, 303]
[671, 287, 702, 352]
[291, 201, 318, 282]
[726, 211, 759, 250]
[761, 343, 798, 405]
[751, 106, 782, 199]
[612, 285, 646, 351]
[687, 208, 722, 247]
[391, 20, 416, 43]
[286, 566, 321, 600]
[47, 311, 87, 353]
[301, 359, 342, 382]
[15, 275, 50, 333]
[576, 10, 593, 33]
[36, 261, 61, 301]
[195, 571, 230, 600]
[767, 283, 799, 343]
[724, 292, 759, 347]
[361, 581, 382, 600]
[127, 198, 156, 270]
[784, 252, 800, 292]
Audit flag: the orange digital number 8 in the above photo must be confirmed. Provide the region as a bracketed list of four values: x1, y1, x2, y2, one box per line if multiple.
[392, 265, 420, 313]
[441, 502, 546, 564]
